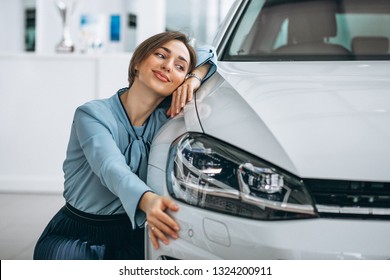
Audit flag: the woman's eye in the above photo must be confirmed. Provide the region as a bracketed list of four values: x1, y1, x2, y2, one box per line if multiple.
[176, 65, 185, 71]
[155, 53, 165, 59]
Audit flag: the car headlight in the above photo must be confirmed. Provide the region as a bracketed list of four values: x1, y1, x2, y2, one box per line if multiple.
[167, 133, 318, 220]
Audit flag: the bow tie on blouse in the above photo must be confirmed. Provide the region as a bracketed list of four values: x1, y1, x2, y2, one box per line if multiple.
[124, 132, 151, 182]
[116, 88, 167, 183]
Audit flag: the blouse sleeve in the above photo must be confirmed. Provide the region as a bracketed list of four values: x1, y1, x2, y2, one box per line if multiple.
[73, 101, 151, 229]
[195, 45, 218, 83]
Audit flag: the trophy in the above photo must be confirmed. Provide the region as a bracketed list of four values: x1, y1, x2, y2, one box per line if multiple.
[56, 0, 75, 53]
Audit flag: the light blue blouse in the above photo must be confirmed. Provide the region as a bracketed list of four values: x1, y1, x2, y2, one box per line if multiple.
[62, 46, 217, 229]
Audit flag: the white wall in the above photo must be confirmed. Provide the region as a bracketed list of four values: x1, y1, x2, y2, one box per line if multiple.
[0, 0, 24, 52]
[127, 0, 166, 47]
[0, 53, 130, 193]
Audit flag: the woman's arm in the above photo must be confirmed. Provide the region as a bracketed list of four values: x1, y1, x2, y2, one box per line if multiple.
[73, 103, 153, 227]
[74, 103, 181, 249]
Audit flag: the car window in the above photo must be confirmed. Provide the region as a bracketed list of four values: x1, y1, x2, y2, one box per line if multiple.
[223, 0, 390, 61]
[331, 13, 390, 50]
[228, 0, 265, 55]
[272, 18, 288, 50]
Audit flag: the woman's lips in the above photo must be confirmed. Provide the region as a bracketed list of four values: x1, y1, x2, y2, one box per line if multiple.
[153, 71, 170, 82]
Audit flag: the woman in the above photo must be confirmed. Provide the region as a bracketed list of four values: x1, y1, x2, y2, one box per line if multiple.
[33, 31, 216, 260]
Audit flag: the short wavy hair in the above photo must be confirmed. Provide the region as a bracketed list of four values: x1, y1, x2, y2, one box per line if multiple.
[128, 31, 197, 86]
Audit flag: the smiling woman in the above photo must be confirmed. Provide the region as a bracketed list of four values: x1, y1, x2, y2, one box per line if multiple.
[121, 34, 197, 126]
[33, 31, 217, 260]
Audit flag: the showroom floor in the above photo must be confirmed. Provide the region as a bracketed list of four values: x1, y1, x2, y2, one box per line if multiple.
[0, 192, 64, 260]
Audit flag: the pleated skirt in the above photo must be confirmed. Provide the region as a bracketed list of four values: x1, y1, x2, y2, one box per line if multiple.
[33, 203, 144, 260]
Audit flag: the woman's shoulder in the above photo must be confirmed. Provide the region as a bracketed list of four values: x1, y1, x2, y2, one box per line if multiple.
[77, 98, 111, 115]
[74, 95, 117, 124]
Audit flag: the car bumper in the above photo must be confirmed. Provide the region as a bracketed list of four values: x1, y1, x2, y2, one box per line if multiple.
[145, 200, 390, 260]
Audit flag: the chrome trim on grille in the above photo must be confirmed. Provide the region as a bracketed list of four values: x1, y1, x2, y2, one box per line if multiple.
[316, 205, 390, 215]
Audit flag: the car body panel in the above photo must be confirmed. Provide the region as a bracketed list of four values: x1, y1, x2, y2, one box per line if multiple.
[198, 61, 390, 181]
[193, 74, 300, 175]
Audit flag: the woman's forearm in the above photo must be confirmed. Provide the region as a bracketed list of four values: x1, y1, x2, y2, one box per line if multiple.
[187, 62, 211, 81]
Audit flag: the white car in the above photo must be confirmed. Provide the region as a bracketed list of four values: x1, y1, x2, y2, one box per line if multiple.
[146, 0, 390, 259]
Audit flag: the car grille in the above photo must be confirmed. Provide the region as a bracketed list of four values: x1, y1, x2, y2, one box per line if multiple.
[305, 179, 390, 219]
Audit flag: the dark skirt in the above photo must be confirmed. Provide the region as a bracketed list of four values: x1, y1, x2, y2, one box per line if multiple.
[33, 203, 144, 260]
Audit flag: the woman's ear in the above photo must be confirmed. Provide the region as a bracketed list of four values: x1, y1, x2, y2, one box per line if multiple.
[134, 65, 139, 78]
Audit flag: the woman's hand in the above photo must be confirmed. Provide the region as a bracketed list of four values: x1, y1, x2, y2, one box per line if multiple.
[167, 63, 211, 118]
[139, 192, 180, 249]
[167, 76, 201, 118]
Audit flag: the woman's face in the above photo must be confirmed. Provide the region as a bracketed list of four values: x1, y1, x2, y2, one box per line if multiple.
[135, 39, 191, 97]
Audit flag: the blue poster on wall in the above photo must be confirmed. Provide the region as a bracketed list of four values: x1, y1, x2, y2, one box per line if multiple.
[110, 15, 121, 42]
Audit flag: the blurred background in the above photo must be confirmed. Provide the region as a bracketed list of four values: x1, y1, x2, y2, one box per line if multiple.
[0, 0, 235, 259]
[1, 0, 235, 53]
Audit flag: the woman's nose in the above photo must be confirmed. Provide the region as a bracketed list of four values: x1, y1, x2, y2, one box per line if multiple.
[161, 59, 173, 72]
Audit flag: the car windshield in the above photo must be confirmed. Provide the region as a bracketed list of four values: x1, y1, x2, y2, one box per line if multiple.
[222, 0, 390, 61]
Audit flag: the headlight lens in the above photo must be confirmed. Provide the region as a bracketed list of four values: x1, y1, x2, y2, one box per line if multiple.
[167, 133, 318, 220]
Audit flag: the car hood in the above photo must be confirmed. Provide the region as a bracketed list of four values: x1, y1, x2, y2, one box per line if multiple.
[196, 61, 390, 181]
